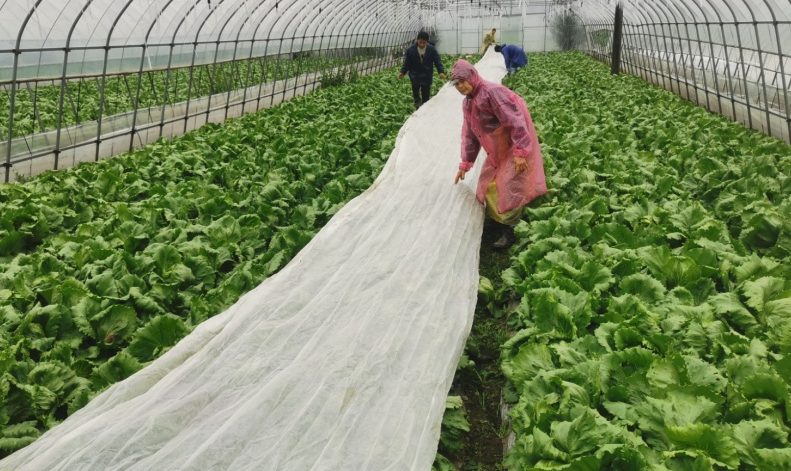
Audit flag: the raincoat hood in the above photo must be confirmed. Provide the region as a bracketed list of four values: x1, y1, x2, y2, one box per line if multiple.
[451, 59, 484, 96]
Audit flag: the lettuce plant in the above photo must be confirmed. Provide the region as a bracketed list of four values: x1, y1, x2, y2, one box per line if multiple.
[500, 52, 791, 470]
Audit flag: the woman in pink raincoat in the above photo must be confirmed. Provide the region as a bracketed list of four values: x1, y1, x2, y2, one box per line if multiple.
[451, 59, 547, 249]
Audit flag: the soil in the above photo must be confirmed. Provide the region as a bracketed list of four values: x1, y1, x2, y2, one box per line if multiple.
[445, 220, 514, 471]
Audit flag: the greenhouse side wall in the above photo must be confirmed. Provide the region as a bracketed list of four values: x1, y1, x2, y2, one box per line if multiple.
[0, 37, 408, 183]
[585, 14, 791, 145]
[0, 0, 426, 184]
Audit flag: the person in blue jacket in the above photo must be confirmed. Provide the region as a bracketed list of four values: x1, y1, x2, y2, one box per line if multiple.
[398, 31, 446, 110]
[494, 44, 528, 76]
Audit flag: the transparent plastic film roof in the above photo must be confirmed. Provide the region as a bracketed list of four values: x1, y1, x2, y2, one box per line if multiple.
[4, 0, 789, 78]
[561, 0, 791, 54]
[0, 0, 428, 79]
[562, 0, 791, 23]
[0, 0, 426, 47]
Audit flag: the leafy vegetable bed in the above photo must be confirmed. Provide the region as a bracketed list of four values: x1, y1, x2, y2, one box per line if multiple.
[0, 58, 455, 456]
[1, 55, 372, 139]
[498, 52, 791, 470]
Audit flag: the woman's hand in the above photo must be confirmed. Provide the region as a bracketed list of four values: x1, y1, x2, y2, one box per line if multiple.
[514, 156, 527, 173]
[454, 170, 467, 184]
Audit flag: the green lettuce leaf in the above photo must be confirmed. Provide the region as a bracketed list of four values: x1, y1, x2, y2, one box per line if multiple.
[732, 419, 789, 467]
[550, 409, 602, 458]
[126, 315, 189, 362]
[91, 352, 143, 390]
[665, 423, 738, 469]
[620, 274, 666, 306]
[709, 292, 758, 334]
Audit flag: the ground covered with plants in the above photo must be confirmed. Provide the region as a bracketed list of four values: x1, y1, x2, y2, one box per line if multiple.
[0, 56, 456, 456]
[3, 49, 790, 470]
[487, 51, 791, 470]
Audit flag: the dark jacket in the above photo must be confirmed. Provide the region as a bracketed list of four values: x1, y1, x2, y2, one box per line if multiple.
[400, 42, 445, 85]
[500, 44, 528, 69]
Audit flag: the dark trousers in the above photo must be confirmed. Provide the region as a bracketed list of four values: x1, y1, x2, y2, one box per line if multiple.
[410, 80, 430, 106]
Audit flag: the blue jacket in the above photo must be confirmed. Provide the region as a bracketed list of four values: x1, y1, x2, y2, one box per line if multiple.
[500, 44, 528, 69]
[400, 42, 445, 85]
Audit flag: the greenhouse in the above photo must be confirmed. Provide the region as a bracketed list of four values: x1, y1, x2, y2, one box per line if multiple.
[1, 0, 790, 470]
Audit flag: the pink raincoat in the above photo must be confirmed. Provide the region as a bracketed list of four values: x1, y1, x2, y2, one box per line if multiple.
[452, 59, 547, 214]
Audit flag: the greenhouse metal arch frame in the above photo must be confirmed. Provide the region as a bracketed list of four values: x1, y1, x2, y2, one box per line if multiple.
[0, 0, 424, 182]
[4, 0, 791, 184]
[573, 0, 791, 144]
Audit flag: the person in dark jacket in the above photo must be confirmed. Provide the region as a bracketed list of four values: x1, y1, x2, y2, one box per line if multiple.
[494, 44, 528, 76]
[398, 31, 446, 110]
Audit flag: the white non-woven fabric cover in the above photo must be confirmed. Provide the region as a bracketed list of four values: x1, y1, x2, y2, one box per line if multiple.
[0, 50, 506, 471]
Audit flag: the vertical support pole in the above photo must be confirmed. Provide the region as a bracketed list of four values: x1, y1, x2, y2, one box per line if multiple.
[542, 1, 548, 52]
[520, 0, 525, 50]
[4, 48, 20, 182]
[611, 3, 623, 75]
[456, 1, 460, 55]
[225, 36, 241, 122]
[95, 46, 112, 162]
[182, 41, 199, 135]
[718, 22, 738, 121]
[255, 42, 269, 111]
[734, 23, 753, 130]
[774, 22, 791, 141]
[751, 21, 773, 138]
[129, 44, 146, 153]
[240, 38, 256, 115]
[159, 43, 176, 139]
[53, 52, 72, 172]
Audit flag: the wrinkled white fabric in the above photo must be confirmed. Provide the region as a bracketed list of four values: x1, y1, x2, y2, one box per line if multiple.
[0, 50, 506, 471]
